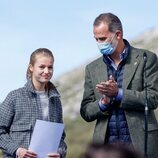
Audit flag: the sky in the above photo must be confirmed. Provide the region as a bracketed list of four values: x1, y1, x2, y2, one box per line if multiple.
[0, 0, 158, 102]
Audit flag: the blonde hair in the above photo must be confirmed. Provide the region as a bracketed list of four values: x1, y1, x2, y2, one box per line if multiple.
[26, 48, 54, 79]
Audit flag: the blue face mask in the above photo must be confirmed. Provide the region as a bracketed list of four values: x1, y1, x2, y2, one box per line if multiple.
[97, 34, 118, 55]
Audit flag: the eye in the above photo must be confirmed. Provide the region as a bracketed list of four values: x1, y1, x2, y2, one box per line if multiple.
[95, 37, 107, 42]
[39, 65, 45, 69]
[99, 37, 107, 41]
[48, 66, 53, 70]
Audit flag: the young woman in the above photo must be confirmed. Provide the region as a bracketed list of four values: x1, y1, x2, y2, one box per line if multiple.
[0, 48, 67, 158]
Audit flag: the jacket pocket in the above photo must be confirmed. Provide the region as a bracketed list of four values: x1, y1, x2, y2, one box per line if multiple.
[10, 124, 32, 132]
[130, 78, 143, 91]
[10, 124, 32, 148]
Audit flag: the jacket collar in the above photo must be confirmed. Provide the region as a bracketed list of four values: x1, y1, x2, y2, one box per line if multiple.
[24, 79, 60, 98]
[122, 46, 140, 89]
[24, 79, 36, 93]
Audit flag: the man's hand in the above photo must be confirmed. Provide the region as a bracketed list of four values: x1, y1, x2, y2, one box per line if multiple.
[96, 76, 118, 97]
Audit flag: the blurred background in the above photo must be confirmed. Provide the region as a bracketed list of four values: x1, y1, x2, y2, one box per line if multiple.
[0, 1, 158, 157]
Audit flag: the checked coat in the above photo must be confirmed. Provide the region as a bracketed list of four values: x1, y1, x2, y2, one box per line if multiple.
[0, 79, 67, 158]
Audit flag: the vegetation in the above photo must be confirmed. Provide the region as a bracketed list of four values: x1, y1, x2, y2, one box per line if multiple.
[64, 117, 95, 158]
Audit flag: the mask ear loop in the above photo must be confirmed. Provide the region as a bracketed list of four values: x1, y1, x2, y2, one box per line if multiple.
[110, 33, 116, 44]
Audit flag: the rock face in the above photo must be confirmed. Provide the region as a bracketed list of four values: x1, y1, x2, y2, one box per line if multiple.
[54, 28, 158, 119]
[54, 65, 85, 119]
[131, 28, 158, 55]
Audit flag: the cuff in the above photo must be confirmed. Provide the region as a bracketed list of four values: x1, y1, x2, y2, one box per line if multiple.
[98, 98, 110, 111]
[16, 148, 20, 157]
[115, 88, 123, 101]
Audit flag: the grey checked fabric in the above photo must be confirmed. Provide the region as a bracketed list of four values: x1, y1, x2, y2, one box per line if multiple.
[0, 79, 67, 158]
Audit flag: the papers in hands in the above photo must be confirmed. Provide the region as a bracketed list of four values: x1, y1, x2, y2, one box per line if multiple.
[29, 120, 64, 158]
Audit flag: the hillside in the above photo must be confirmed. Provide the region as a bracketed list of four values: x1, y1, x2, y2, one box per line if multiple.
[131, 27, 158, 53]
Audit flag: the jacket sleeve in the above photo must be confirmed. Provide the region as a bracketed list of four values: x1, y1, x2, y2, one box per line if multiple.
[55, 97, 67, 158]
[58, 130, 67, 158]
[80, 65, 108, 122]
[122, 52, 158, 110]
[0, 91, 19, 156]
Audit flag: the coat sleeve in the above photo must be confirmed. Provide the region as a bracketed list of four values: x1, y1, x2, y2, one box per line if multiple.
[58, 130, 67, 158]
[0, 91, 19, 156]
[55, 97, 67, 158]
[80, 65, 108, 122]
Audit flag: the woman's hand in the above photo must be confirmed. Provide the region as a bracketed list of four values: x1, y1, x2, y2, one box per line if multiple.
[47, 152, 60, 158]
[16, 148, 37, 158]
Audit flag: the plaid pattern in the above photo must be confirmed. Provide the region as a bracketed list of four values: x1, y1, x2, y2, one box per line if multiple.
[0, 79, 67, 158]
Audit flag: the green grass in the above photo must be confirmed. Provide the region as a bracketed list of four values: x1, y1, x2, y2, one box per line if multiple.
[64, 117, 95, 158]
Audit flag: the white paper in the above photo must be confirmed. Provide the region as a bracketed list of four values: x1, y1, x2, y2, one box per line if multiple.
[29, 120, 64, 158]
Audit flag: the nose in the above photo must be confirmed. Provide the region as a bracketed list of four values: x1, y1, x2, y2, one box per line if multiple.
[44, 67, 49, 73]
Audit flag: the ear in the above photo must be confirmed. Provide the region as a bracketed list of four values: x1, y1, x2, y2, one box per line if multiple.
[29, 64, 33, 72]
[116, 31, 122, 39]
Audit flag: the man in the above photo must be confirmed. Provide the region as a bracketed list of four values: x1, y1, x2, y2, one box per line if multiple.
[80, 13, 158, 158]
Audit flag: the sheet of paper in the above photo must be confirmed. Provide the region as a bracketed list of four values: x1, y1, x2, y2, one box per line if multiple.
[29, 119, 64, 158]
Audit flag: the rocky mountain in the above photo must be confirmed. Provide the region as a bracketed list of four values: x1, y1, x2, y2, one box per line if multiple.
[54, 28, 158, 120]
[54, 65, 85, 119]
[131, 27, 158, 54]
